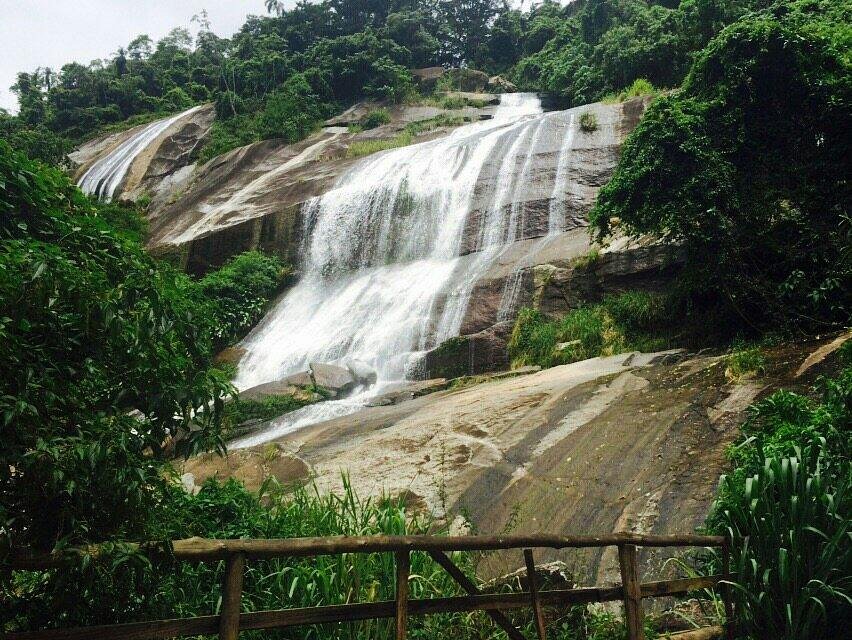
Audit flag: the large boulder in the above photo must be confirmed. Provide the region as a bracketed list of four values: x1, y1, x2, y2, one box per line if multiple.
[419, 322, 513, 379]
[488, 75, 518, 93]
[444, 69, 490, 93]
[412, 67, 445, 92]
[347, 360, 378, 386]
[310, 362, 356, 396]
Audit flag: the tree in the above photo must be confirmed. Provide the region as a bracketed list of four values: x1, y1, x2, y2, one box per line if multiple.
[592, 0, 851, 331]
[0, 142, 231, 553]
[440, 0, 505, 65]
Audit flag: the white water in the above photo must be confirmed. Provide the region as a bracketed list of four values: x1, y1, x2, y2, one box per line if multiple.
[78, 106, 202, 201]
[232, 95, 584, 447]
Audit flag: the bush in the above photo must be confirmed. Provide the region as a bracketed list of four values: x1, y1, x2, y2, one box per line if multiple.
[0, 141, 230, 554]
[508, 292, 671, 369]
[362, 108, 392, 129]
[707, 355, 851, 640]
[579, 111, 598, 132]
[198, 251, 289, 348]
[592, 3, 851, 333]
[256, 74, 330, 143]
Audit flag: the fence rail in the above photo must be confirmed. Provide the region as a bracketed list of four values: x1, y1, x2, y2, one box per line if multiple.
[2, 533, 734, 640]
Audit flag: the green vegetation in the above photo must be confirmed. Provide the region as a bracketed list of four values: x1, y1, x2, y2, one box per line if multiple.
[508, 292, 671, 369]
[0, 141, 231, 552]
[362, 108, 392, 129]
[724, 342, 767, 381]
[198, 251, 289, 349]
[592, 0, 851, 336]
[224, 395, 316, 432]
[347, 131, 414, 158]
[5, 475, 662, 639]
[601, 78, 659, 103]
[579, 111, 598, 133]
[0, 142, 287, 558]
[706, 344, 851, 640]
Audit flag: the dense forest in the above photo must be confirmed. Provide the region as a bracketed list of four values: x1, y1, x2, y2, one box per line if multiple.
[1, 0, 850, 638]
[3, 0, 800, 164]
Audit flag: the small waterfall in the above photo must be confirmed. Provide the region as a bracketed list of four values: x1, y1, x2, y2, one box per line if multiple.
[232, 95, 586, 446]
[78, 106, 202, 201]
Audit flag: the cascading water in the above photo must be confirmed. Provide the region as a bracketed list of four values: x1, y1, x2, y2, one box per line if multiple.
[78, 105, 202, 201]
[231, 95, 582, 448]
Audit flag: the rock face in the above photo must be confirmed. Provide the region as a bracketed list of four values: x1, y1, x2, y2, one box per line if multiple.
[182, 336, 846, 582]
[70, 104, 215, 205]
[488, 75, 518, 93]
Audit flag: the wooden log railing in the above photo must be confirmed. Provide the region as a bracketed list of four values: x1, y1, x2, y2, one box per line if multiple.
[2, 533, 734, 640]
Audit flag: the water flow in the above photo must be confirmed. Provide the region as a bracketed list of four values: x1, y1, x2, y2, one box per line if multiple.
[231, 94, 587, 446]
[78, 106, 202, 201]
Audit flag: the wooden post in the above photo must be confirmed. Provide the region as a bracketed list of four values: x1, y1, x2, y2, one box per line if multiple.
[618, 544, 644, 640]
[523, 549, 547, 640]
[428, 550, 526, 640]
[721, 539, 735, 640]
[395, 551, 410, 640]
[218, 553, 245, 640]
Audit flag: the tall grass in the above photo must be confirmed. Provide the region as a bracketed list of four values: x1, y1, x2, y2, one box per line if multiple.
[6, 476, 650, 639]
[707, 351, 852, 639]
[508, 292, 671, 369]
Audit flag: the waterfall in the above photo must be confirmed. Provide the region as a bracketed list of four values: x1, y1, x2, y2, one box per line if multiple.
[231, 94, 586, 447]
[78, 106, 202, 201]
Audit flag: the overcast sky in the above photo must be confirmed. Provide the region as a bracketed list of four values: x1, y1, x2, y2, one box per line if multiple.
[0, 0, 555, 113]
[0, 1, 296, 113]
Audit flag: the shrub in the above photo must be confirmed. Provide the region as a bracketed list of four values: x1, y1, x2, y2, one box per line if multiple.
[724, 343, 766, 381]
[362, 108, 392, 129]
[198, 251, 289, 348]
[707, 357, 851, 640]
[509, 292, 671, 369]
[579, 111, 598, 132]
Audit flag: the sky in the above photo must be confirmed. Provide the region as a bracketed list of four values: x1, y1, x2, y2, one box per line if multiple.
[0, 0, 558, 114]
[0, 0, 296, 113]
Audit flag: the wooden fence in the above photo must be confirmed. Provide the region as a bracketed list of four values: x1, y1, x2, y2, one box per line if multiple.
[3, 532, 734, 640]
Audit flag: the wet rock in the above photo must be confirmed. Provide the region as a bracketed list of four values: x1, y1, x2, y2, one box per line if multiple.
[215, 346, 246, 366]
[365, 379, 449, 407]
[488, 75, 518, 93]
[347, 360, 378, 386]
[310, 362, 356, 395]
[420, 322, 513, 379]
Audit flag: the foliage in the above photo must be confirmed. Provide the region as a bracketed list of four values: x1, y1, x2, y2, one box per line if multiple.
[4, 475, 656, 639]
[724, 342, 767, 381]
[707, 353, 851, 639]
[362, 108, 392, 129]
[592, 0, 852, 334]
[0, 141, 231, 554]
[224, 395, 316, 431]
[508, 292, 671, 369]
[347, 131, 414, 158]
[602, 78, 658, 103]
[579, 111, 599, 132]
[197, 251, 289, 349]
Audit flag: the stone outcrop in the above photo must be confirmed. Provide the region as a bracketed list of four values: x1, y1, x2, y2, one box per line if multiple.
[488, 75, 518, 93]
[309, 362, 356, 397]
[182, 336, 847, 582]
[69, 104, 215, 205]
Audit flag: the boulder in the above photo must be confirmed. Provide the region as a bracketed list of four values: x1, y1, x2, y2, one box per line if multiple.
[488, 75, 518, 93]
[412, 66, 445, 92]
[444, 68, 489, 93]
[310, 362, 356, 395]
[420, 322, 513, 379]
[347, 360, 378, 386]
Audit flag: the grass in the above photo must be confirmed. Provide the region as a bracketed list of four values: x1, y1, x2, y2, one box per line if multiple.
[508, 291, 672, 369]
[579, 111, 598, 133]
[346, 114, 472, 159]
[362, 109, 391, 129]
[601, 78, 659, 103]
[724, 342, 767, 381]
[7, 476, 664, 639]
